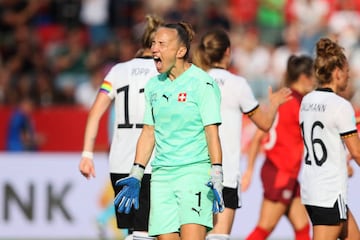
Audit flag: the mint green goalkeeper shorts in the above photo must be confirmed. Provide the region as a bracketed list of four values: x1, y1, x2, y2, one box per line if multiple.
[148, 162, 213, 236]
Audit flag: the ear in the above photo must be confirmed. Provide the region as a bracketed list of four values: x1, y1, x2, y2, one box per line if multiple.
[335, 67, 343, 82]
[177, 46, 187, 58]
[225, 47, 231, 57]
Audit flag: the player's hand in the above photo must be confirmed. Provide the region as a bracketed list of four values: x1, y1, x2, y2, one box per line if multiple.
[241, 168, 253, 192]
[114, 164, 145, 214]
[114, 176, 141, 214]
[79, 158, 96, 179]
[269, 86, 292, 108]
[207, 164, 224, 214]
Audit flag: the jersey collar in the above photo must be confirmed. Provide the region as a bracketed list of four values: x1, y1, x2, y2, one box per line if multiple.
[316, 87, 334, 93]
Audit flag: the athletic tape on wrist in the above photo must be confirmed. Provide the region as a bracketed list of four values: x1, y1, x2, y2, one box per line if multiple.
[81, 151, 94, 159]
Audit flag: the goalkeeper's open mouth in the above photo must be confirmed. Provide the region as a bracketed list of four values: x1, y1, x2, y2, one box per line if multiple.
[153, 56, 162, 72]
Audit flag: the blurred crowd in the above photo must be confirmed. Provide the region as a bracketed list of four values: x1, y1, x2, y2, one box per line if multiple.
[1, 0, 360, 109]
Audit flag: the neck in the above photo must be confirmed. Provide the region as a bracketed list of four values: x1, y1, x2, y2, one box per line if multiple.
[319, 83, 337, 93]
[212, 60, 228, 70]
[168, 61, 191, 80]
[212, 64, 226, 70]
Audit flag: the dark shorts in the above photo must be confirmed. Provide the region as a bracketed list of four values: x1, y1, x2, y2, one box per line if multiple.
[223, 187, 241, 209]
[305, 200, 348, 226]
[261, 159, 300, 205]
[110, 173, 151, 231]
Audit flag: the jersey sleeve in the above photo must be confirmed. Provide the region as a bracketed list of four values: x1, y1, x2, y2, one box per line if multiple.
[239, 80, 259, 114]
[100, 66, 117, 100]
[143, 78, 155, 126]
[337, 100, 357, 137]
[198, 76, 222, 126]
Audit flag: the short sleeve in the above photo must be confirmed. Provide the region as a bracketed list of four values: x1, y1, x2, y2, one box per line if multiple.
[337, 101, 357, 136]
[101, 66, 117, 100]
[198, 77, 222, 126]
[239, 80, 259, 114]
[143, 80, 155, 126]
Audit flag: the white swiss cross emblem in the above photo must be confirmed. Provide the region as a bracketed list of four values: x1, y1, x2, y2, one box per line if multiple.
[178, 93, 187, 102]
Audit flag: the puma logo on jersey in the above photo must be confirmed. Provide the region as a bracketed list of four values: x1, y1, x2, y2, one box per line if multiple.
[191, 207, 201, 216]
[162, 94, 169, 102]
[206, 82, 214, 87]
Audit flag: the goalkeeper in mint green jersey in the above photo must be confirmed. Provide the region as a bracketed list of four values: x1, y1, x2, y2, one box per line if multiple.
[114, 21, 224, 240]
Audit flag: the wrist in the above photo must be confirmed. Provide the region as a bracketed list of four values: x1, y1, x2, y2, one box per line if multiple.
[212, 163, 222, 166]
[130, 163, 145, 181]
[82, 151, 94, 159]
[211, 164, 223, 181]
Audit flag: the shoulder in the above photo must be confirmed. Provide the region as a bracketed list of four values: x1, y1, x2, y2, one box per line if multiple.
[213, 68, 248, 83]
[190, 64, 211, 76]
[188, 65, 216, 86]
[145, 73, 166, 89]
[109, 58, 152, 70]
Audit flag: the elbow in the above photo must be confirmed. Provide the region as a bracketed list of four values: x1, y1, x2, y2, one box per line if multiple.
[257, 123, 271, 132]
[261, 125, 271, 132]
[352, 154, 360, 166]
[351, 149, 360, 166]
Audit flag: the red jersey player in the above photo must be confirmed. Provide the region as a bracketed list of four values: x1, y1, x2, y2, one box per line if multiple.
[243, 55, 315, 240]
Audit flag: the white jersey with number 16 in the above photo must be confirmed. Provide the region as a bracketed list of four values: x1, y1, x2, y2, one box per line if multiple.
[299, 88, 357, 208]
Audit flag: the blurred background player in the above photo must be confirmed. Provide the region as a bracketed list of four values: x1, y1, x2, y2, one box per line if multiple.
[300, 37, 360, 240]
[6, 96, 44, 151]
[243, 55, 315, 240]
[78, 14, 164, 240]
[192, 28, 291, 240]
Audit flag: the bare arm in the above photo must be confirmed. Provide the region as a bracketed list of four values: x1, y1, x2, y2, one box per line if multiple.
[79, 93, 111, 179]
[249, 86, 291, 131]
[241, 129, 266, 192]
[343, 134, 360, 166]
[133, 124, 155, 167]
[205, 124, 222, 165]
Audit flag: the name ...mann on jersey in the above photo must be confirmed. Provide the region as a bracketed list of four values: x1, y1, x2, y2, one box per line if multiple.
[301, 103, 327, 112]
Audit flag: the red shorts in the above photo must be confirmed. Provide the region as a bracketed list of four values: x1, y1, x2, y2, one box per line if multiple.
[261, 159, 300, 205]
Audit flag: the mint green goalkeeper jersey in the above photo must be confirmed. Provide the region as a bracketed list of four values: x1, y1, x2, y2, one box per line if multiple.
[143, 64, 221, 167]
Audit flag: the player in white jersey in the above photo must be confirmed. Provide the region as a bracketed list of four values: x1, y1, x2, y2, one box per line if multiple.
[79, 15, 163, 240]
[299, 37, 360, 240]
[192, 28, 291, 240]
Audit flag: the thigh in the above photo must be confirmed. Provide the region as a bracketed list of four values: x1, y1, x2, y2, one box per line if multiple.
[340, 209, 360, 240]
[257, 198, 288, 231]
[313, 224, 343, 240]
[287, 197, 310, 230]
[149, 163, 213, 236]
[210, 187, 238, 234]
[176, 163, 213, 230]
[180, 223, 207, 240]
[211, 207, 236, 234]
[149, 169, 179, 236]
[157, 233, 181, 240]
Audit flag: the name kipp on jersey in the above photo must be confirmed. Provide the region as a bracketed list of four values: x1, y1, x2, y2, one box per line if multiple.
[131, 68, 150, 76]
